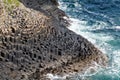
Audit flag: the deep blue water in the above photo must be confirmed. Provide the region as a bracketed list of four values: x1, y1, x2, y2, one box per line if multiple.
[58, 0, 120, 80]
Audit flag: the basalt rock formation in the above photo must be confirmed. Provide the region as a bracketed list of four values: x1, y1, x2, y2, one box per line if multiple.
[0, 0, 108, 80]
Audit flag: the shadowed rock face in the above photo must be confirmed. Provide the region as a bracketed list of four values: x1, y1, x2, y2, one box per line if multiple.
[0, 0, 108, 80]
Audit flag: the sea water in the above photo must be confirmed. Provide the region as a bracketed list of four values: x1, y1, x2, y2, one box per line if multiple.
[53, 0, 120, 80]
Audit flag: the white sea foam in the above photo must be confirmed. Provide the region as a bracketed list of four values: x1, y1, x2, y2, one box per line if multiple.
[115, 26, 120, 30]
[46, 73, 68, 80]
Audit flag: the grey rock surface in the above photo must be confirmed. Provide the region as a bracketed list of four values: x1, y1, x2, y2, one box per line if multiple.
[0, 0, 108, 80]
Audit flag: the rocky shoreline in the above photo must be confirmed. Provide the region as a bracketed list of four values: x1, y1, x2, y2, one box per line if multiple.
[0, 0, 108, 80]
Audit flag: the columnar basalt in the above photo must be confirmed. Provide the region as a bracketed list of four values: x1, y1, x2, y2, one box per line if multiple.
[0, 0, 108, 80]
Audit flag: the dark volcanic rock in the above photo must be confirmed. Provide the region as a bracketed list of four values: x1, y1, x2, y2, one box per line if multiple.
[0, 0, 108, 80]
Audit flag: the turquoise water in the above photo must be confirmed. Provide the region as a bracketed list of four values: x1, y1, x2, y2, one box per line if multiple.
[58, 0, 120, 80]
